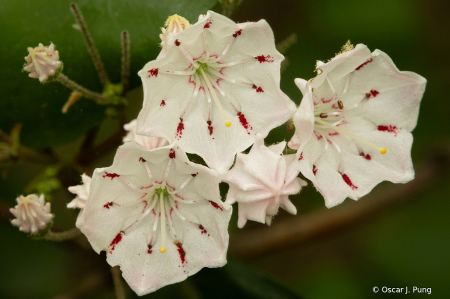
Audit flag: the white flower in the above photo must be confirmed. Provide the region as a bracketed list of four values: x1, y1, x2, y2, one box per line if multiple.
[223, 134, 306, 228]
[23, 43, 62, 82]
[78, 141, 231, 295]
[289, 44, 426, 208]
[123, 119, 169, 150]
[137, 11, 296, 174]
[159, 14, 191, 47]
[10, 194, 54, 234]
[67, 174, 91, 210]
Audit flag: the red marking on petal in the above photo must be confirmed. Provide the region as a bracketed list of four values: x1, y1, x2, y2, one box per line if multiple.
[147, 68, 158, 78]
[378, 125, 399, 136]
[139, 157, 146, 162]
[237, 112, 252, 135]
[341, 173, 358, 190]
[321, 98, 333, 104]
[207, 120, 213, 136]
[329, 132, 339, 136]
[314, 131, 323, 140]
[175, 242, 186, 264]
[256, 87, 264, 92]
[147, 244, 153, 254]
[142, 200, 148, 213]
[169, 149, 176, 159]
[109, 232, 124, 254]
[176, 119, 185, 140]
[313, 165, 318, 176]
[360, 152, 371, 160]
[103, 172, 119, 180]
[199, 224, 208, 235]
[103, 202, 114, 209]
[209, 200, 223, 211]
[370, 90, 379, 97]
[298, 152, 304, 161]
[256, 55, 274, 63]
[355, 58, 373, 71]
[152, 209, 156, 216]
[140, 184, 153, 190]
[233, 29, 242, 37]
[160, 100, 166, 106]
[203, 20, 212, 29]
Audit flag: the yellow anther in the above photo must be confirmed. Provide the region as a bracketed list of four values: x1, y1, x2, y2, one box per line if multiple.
[159, 247, 166, 253]
[225, 121, 232, 127]
[380, 148, 387, 155]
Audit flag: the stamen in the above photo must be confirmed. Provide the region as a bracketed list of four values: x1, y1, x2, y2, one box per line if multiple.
[159, 192, 166, 253]
[214, 36, 234, 62]
[144, 162, 153, 181]
[209, 57, 253, 68]
[203, 30, 209, 58]
[316, 119, 387, 154]
[160, 70, 196, 75]
[175, 41, 199, 69]
[168, 175, 193, 195]
[338, 100, 344, 109]
[169, 196, 186, 221]
[208, 75, 226, 96]
[326, 76, 335, 93]
[320, 113, 328, 118]
[192, 74, 201, 97]
[120, 176, 136, 189]
[199, 68, 232, 127]
[161, 158, 173, 188]
[343, 74, 350, 94]
[165, 200, 177, 238]
[207, 68, 236, 83]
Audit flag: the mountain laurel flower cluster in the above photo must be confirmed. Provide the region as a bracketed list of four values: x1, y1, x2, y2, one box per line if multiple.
[223, 134, 306, 228]
[78, 142, 231, 295]
[288, 44, 426, 208]
[137, 11, 296, 174]
[15, 7, 427, 298]
[23, 43, 62, 82]
[10, 194, 54, 234]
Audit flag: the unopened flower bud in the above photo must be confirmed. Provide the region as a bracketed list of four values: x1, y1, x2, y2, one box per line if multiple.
[10, 194, 54, 234]
[23, 43, 62, 82]
[159, 15, 190, 46]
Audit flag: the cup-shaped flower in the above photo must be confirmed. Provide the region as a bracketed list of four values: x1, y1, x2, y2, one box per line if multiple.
[123, 119, 169, 150]
[23, 43, 62, 82]
[10, 194, 54, 234]
[78, 141, 231, 295]
[68, 174, 91, 210]
[160, 14, 191, 46]
[288, 44, 427, 208]
[223, 134, 306, 228]
[137, 11, 296, 174]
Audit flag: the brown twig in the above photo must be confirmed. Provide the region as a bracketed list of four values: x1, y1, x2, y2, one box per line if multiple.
[229, 149, 450, 259]
[120, 31, 130, 96]
[70, 3, 109, 87]
[75, 129, 125, 165]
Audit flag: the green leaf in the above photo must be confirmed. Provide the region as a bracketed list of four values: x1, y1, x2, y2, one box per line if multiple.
[189, 259, 304, 299]
[0, 0, 218, 148]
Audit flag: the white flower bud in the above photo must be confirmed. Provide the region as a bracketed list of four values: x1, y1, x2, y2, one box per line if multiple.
[159, 14, 190, 46]
[23, 43, 62, 82]
[10, 194, 54, 234]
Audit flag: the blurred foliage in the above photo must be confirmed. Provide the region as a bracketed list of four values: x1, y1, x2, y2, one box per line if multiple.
[1, 0, 450, 298]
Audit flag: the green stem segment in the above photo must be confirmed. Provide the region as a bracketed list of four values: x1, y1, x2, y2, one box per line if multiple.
[43, 227, 81, 242]
[57, 74, 107, 103]
[120, 30, 130, 96]
[70, 2, 109, 87]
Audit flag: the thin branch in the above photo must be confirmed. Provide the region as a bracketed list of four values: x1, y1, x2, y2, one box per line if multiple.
[75, 129, 125, 165]
[120, 31, 131, 96]
[57, 74, 107, 103]
[229, 149, 450, 259]
[43, 227, 82, 241]
[70, 2, 109, 87]
[111, 266, 126, 299]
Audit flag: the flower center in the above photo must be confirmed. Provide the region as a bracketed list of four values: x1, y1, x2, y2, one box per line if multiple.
[312, 75, 387, 155]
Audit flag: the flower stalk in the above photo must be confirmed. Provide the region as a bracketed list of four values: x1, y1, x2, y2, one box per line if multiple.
[111, 266, 127, 299]
[43, 227, 82, 242]
[121, 30, 131, 96]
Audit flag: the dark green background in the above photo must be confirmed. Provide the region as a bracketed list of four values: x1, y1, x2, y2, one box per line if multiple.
[1, 0, 449, 298]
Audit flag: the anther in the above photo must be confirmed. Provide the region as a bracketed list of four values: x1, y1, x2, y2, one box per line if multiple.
[174, 39, 180, 46]
[320, 113, 328, 118]
[366, 93, 371, 98]
[338, 100, 344, 109]
[252, 84, 257, 89]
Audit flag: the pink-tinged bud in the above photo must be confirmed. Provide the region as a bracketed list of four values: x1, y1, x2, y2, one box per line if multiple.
[10, 194, 54, 234]
[23, 43, 62, 82]
[160, 14, 190, 46]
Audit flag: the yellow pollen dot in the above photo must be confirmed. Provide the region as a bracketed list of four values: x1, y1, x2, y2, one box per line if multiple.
[225, 121, 232, 127]
[159, 247, 166, 253]
[380, 148, 387, 155]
